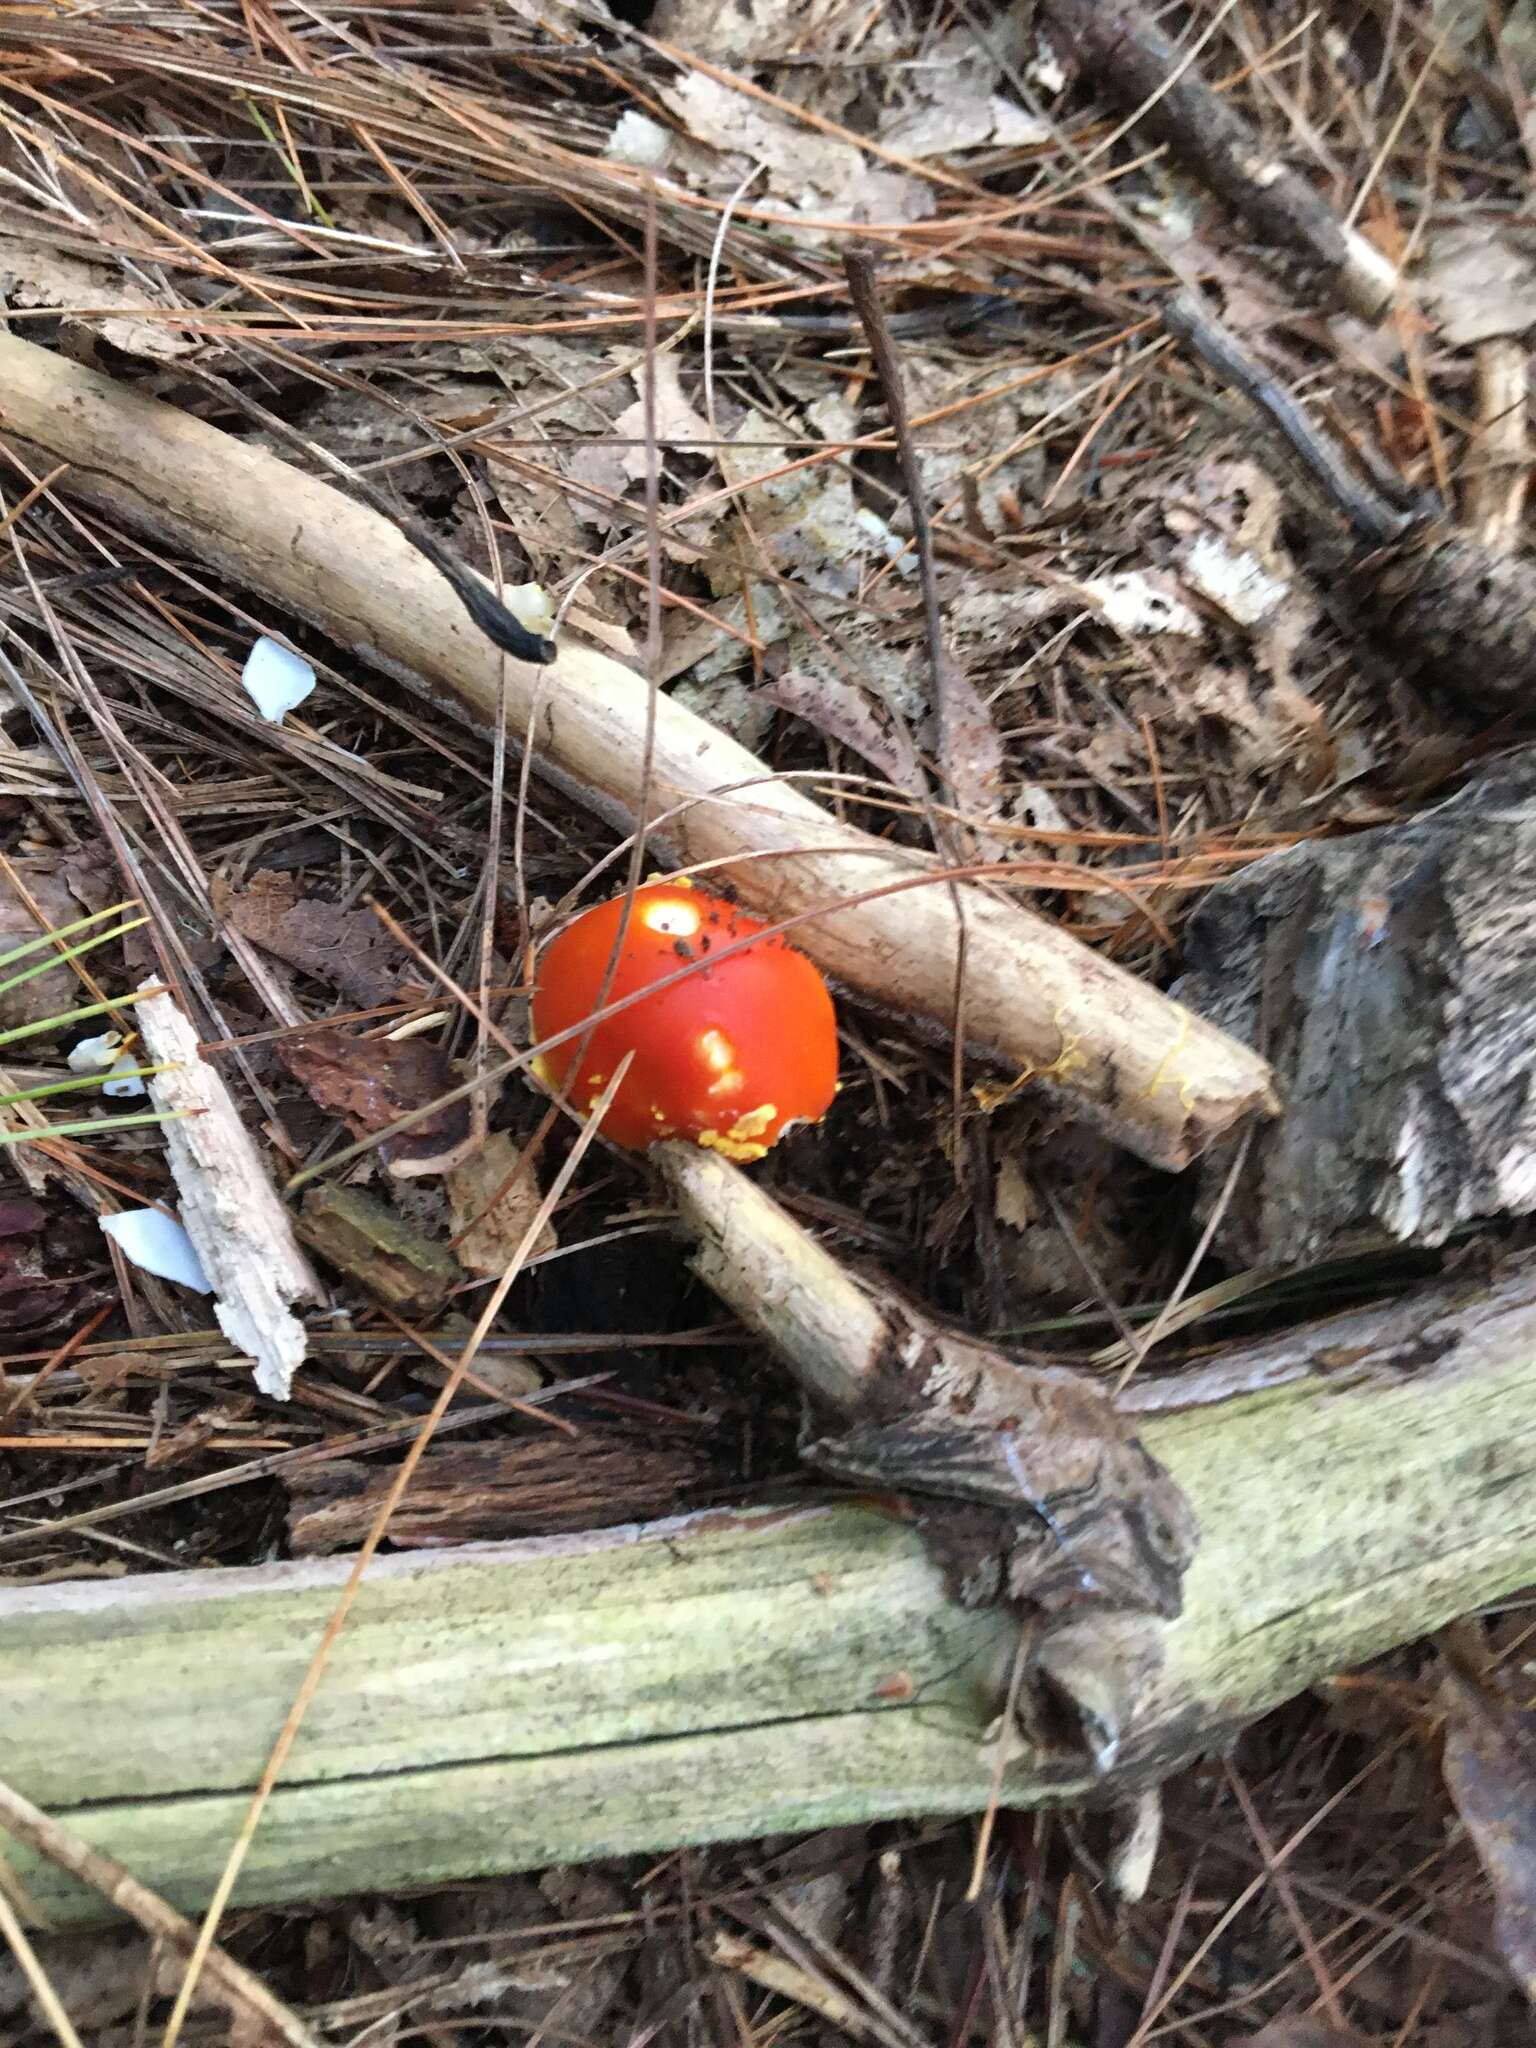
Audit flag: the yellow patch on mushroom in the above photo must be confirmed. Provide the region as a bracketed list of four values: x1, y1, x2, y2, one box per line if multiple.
[697, 1102, 778, 1162]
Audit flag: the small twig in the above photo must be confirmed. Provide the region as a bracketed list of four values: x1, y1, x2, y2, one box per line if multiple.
[1163, 292, 1410, 544]
[185, 363, 556, 666]
[1465, 336, 1530, 553]
[0, 1775, 320, 2048]
[842, 247, 978, 1159]
[1041, 0, 1400, 320]
[0, 1885, 86, 2048]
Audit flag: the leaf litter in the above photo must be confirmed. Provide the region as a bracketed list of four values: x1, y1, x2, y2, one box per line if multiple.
[0, 0, 1532, 2037]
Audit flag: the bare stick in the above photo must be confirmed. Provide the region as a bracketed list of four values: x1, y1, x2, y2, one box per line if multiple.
[0, 330, 1275, 1170]
[1464, 337, 1531, 553]
[1042, 0, 1400, 321]
[0, 1777, 320, 2048]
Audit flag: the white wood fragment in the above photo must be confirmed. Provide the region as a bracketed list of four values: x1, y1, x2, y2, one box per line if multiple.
[134, 984, 321, 1399]
[100, 1208, 210, 1292]
[241, 635, 316, 723]
[1081, 571, 1203, 639]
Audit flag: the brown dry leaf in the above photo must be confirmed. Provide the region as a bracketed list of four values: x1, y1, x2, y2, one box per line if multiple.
[936, 652, 1007, 831]
[0, 228, 196, 362]
[610, 352, 714, 483]
[0, 1196, 113, 1341]
[278, 1025, 481, 1178]
[880, 27, 1048, 160]
[446, 1129, 556, 1277]
[0, 857, 112, 1030]
[222, 871, 409, 1007]
[761, 664, 924, 795]
[1422, 224, 1536, 346]
[1441, 1663, 1536, 1999]
[470, 334, 637, 563]
[652, 0, 852, 64]
[716, 400, 910, 598]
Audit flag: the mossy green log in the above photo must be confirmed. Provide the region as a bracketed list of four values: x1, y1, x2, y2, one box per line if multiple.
[5, 1261, 1536, 1927]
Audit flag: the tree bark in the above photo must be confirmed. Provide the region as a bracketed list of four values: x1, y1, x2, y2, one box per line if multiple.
[1181, 753, 1536, 1264]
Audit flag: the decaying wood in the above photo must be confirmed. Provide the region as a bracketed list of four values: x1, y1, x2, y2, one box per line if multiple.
[665, 1142, 1197, 1658]
[285, 1432, 713, 1553]
[1179, 753, 1536, 1266]
[134, 985, 320, 1400]
[1041, 0, 1400, 321]
[296, 1184, 462, 1320]
[0, 330, 1277, 1172]
[7, 1254, 1536, 1928]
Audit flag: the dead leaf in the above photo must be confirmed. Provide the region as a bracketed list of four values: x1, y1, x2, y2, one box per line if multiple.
[1442, 1662, 1536, 1999]
[446, 1130, 556, 1277]
[762, 664, 923, 794]
[0, 1196, 112, 1342]
[278, 1024, 481, 1178]
[935, 653, 1007, 832]
[610, 353, 714, 483]
[879, 25, 1048, 159]
[657, 71, 934, 231]
[0, 229, 196, 362]
[0, 858, 112, 1031]
[1422, 224, 1536, 346]
[717, 403, 912, 598]
[222, 871, 409, 1007]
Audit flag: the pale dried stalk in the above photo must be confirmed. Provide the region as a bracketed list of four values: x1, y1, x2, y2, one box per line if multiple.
[0, 332, 1276, 1171]
[1465, 336, 1530, 552]
[134, 985, 320, 1400]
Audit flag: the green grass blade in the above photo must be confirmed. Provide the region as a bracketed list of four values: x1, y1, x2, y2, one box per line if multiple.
[0, 918, 150, 1002]
[0, 1109, 191, 1148]
[0, 1066, 165, 1107]
[0, 901, 141, 976]
[0, 992, 166, 1052]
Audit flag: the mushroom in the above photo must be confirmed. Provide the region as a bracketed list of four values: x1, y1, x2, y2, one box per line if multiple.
[529, 881, 838, 1160]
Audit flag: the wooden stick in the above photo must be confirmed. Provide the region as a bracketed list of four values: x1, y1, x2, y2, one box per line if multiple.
[0, 1779, 321, 2046]
[0, 332, 1276, 1171]
[1042, 0, 1400, 322]
[6, 1255, 1536, 1928]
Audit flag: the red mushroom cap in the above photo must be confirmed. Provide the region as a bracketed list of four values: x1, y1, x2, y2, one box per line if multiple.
[529, 881, 838, 1159]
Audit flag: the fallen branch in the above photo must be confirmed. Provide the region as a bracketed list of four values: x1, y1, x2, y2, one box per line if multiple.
[664, 1144, 1196, 1673]
[0, 332, 1276, 1171]
[1042, 0, 1400, 321]
[7, 1253, 1536, 1928]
